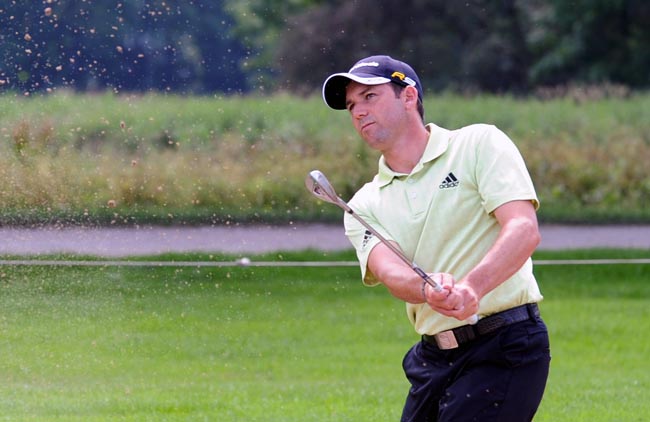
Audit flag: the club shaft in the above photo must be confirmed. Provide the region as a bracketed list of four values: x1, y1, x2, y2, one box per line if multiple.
[339, 202, 442, 292]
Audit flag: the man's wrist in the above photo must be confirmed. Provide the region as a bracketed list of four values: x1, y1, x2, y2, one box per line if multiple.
[461, 276, 484, 301]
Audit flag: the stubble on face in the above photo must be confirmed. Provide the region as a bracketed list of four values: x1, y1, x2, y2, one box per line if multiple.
[345, 82, 406, 152]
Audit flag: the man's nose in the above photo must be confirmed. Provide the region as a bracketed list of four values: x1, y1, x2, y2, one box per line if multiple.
[352, 106, 368, 119]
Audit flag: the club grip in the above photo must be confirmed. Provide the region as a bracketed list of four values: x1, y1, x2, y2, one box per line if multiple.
[418, 269, 478, 325]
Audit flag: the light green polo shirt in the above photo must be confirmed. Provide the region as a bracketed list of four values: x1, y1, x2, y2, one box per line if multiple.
[344, 123, 543, 335]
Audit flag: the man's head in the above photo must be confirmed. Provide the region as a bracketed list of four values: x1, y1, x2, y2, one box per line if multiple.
[322, 55, 424, 119]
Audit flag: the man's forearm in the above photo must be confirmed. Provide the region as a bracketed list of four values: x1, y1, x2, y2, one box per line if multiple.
[463, 214, 540, 299]
[368, 245, 425, 304]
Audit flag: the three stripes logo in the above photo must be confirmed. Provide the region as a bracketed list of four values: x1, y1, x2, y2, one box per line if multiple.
[362, 230, 373, 249]
[439, 172, 459, 189]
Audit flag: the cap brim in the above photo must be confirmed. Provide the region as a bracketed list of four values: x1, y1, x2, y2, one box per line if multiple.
[322, 72, 391, 110]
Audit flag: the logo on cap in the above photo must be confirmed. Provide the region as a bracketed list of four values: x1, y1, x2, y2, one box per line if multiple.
[391, 71, 416, 87]
[350, 61, 380, 72]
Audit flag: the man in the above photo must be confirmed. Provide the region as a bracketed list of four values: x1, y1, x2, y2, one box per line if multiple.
[322, 55, 550, 421]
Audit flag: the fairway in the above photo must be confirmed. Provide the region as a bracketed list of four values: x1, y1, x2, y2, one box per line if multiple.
[1, 250, 649, 421]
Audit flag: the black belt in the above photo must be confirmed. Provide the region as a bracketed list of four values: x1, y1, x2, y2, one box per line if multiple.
[422, 303, 540, 350]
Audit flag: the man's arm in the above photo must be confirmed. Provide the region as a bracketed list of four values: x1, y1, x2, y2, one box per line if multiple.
[367, 242, 459, 311]
[445, 199, 541, 320]
[367, 199, 540, 319]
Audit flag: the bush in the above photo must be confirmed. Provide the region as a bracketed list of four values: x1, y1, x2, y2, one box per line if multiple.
[1, 91, 649, 225]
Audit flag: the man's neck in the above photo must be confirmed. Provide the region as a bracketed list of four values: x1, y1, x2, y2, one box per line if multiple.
[383, 123, 430, 174]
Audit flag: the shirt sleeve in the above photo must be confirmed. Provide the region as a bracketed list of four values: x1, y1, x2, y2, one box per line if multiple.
[343, 192, 388, 286]
[474, 125, 539, 214]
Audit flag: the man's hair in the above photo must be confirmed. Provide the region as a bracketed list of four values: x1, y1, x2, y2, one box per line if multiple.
[390, 83, 424, 122]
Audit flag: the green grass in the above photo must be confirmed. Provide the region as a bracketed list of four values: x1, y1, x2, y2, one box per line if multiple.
[532, 255, 650, 421]
[1, 249, 649, 421]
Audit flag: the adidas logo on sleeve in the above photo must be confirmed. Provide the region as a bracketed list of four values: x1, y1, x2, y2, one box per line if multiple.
[362, 229, 373, 249]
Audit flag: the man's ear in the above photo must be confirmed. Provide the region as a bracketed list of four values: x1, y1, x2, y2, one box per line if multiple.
[403, 85, 419, 110]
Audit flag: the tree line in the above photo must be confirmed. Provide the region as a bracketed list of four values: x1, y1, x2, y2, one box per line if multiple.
[1, 0, 648, 96]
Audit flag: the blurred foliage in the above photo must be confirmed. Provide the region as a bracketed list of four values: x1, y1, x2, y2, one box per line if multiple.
[530, 0, 650, 87]
[223, 0, 326, 91]
[0, 0, 246, 94]
[231, 0, 650, 94]
[0, 1, 648, 95]
[1, 92, 649, 225]
[275, 0, 534, 93]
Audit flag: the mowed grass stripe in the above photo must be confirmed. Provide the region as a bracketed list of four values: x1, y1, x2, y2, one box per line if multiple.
[1, 250, 649, 421]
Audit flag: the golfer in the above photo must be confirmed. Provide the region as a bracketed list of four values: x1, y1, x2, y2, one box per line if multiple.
[322, 55, 550, 421]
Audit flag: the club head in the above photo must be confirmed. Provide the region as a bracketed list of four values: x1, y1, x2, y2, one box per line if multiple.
[305, 170, 339, 204]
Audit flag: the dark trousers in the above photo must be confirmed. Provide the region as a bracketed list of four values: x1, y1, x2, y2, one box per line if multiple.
[401, 314, 550, 422]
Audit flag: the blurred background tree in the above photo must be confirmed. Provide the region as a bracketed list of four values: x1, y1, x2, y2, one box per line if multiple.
[1, 0, 648, 95]
[274, 0, 534, 94]
[528, 0, 650, 88]
[0, 0, 247, 94]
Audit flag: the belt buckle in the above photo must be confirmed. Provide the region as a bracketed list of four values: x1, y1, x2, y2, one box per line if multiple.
[434, 330, 459, 350]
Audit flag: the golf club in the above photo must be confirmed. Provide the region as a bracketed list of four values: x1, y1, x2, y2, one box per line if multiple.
[305, 169, 478, 325]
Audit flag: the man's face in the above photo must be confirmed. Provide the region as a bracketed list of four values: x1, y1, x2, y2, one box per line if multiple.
[344, 81, 407, 151]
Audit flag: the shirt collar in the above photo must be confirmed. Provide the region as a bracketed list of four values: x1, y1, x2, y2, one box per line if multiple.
[376, 123, 451, 187]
